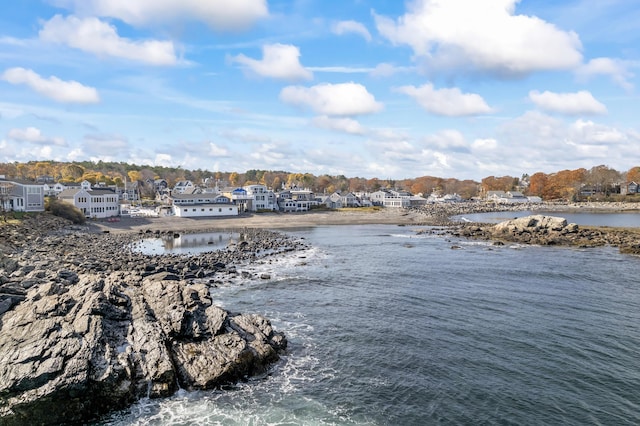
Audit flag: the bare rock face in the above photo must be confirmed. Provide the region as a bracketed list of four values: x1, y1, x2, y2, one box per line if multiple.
[493, 215, 568, 235]
[0, 213, 304, 426]
[0, 271, 286, 425]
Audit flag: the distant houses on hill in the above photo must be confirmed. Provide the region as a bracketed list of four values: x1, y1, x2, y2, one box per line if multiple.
[1, 174, 638, 219]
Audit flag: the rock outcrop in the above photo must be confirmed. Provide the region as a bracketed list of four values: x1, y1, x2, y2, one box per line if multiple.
[0, 214, 296, 425]
[450, 214, 640, 253]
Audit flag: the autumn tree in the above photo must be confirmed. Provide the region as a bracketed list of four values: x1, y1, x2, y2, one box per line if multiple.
[272, 176, 282, 190]
[626, 166, 640, 183]
[527, 172, 547, 197]
[0, 163, 17, 178]
[348, 177, 367, 192]
[61, 164, 85, 182]
[315, 175, 332, 193]
[363, 178, 378, 191]
[127, 170, 142, 183]
[481, 175, 517, 193]
[229, 172, 239, 186]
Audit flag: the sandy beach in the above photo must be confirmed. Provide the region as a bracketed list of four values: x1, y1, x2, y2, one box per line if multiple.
[90, 202, 640, 235]
[91, 208, 429, 234]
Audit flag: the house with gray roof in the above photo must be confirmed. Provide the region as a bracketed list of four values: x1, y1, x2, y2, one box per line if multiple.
[57, 187, 120, 218]
[0, 177, 45, 213]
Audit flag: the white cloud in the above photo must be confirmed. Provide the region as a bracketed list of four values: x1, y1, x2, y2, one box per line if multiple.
[307, 66, 373, 74]
[472, 138, 498, 151]
[332, 20, 372, 41]
[1, 67, 100, 104]
[312, 116, 366, 134]
[529, 90, 607, 115]
[280, 82, 383, 116]
[370, 63, 414, 78]
[570, 119, 626, 144]
[51, 0, 269, 31]
[576, 57, 635, 90]
[7, 127, 67, 146]
[153, 153, 174, 167]
[499, 110, 566, 150]
[83, 133, 129, 156]
[39, 15, 178, 66]
[496, 111, 637, 171]
[374, 0, 582, 76]
[396, 83, 493, 116]
[230, 44, 313, 81]
[422, 129, 469, 152]
[208, 142, 230, 156]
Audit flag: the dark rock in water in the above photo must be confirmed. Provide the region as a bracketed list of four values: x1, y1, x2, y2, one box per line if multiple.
[0, 213, 299, 425]
[0, 273, 287, 425]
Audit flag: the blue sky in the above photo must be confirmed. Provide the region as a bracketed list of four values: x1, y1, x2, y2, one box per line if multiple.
[1, 0, 638, 180]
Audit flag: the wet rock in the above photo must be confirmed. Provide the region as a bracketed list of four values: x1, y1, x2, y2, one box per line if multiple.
[0, 213, 300, 425]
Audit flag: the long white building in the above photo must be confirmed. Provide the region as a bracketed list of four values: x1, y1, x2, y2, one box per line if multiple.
[170, 193, 238, 217]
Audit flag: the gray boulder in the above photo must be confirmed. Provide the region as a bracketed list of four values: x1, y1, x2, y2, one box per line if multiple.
[0, 272, 286, 425]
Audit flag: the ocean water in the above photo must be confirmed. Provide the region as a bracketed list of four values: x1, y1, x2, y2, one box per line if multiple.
[101, 224, 640, 425]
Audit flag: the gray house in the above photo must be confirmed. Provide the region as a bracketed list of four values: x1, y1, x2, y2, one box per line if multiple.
[0, 177, 45, 213]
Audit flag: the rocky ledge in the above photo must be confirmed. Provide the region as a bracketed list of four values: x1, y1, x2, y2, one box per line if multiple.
[446, 214, 640, 254]
[0, 214, 301, 425]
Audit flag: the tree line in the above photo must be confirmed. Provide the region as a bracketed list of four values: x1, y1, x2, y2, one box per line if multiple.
[1, 161, 639, 201]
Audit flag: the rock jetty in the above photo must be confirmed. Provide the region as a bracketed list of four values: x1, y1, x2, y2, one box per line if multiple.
[448, 214, 640, 253]
[0, 214, 301, 425]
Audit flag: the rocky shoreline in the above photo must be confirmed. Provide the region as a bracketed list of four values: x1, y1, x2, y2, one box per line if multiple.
[430, 213, 640, 254]
[0, 214, 305, 425]
[1, 204, 639, 424]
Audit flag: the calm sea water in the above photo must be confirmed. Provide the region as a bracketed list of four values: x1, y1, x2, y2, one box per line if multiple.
[101, 224, 640, 425]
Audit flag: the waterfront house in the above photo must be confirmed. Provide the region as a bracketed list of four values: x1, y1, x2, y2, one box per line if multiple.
[0, 177, 45, 213]
[487, 191, 529, 204]
[170, 193, 238, 217]
[57, 187, 120, 218]
[370, 189, 412, 208]
[244, 184, 278, 211]
[321, 192, 343, 209]
[278, 188, 315, 212]
[220, 187, 251, 212]
[622, 181, 639, 195]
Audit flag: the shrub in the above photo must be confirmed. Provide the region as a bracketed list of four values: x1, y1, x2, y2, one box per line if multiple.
[46, 199, 86, 224]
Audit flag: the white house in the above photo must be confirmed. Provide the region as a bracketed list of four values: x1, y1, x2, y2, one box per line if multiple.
[171, 193, 238, 217]
[0, 177, 45, 213]
[42, 182, 67, 197]
[220, 187, 251, 212]
[244, 184, 277, 211]
[370, 189, 412, 208]
[427, 192, 461, 203]
[488, 191, 529, 204]
[57, 188, 120, 218]
[172, 180, 196, 195]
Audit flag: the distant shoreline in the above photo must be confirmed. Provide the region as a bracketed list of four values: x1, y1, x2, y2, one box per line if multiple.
[90, 201, 640, 234]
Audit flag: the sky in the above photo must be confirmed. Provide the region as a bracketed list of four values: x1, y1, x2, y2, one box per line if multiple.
[1, 0, 639, 181]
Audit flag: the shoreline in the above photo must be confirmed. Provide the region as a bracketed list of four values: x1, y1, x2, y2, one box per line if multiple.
[90, 201, 640, 235]
[1, 202, 639, 423]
